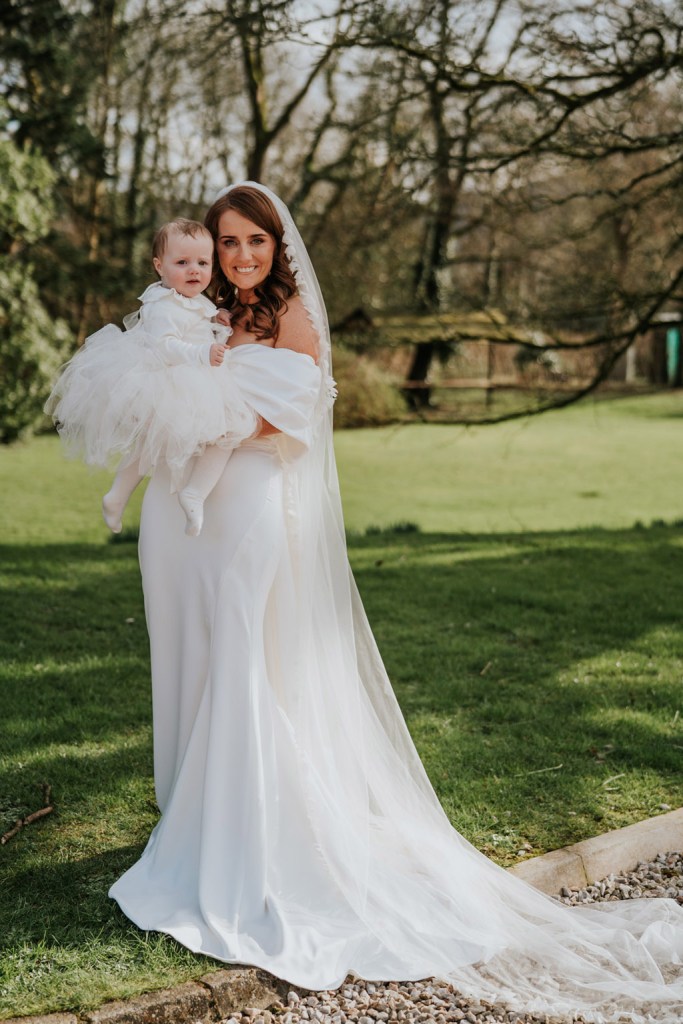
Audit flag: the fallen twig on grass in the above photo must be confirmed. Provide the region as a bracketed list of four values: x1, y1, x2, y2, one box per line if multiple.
[601, 773, 626, 789]
[1, 783, 53, 845]
[514, 763, 564, 777]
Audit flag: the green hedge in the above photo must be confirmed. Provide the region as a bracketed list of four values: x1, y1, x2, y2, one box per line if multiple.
[0, 140, 73, 442]
[0, 261, 72, 443]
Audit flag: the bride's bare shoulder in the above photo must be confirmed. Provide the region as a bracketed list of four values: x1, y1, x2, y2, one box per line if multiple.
[275, 295, 319, 363]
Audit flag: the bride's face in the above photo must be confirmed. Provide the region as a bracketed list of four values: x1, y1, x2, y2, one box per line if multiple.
[216, 209, 276, 301]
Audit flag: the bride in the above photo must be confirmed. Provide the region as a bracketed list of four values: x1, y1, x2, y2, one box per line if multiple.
[109, 183, 683, 1023]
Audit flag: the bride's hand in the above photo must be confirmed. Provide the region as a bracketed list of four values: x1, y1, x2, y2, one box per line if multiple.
[258, 418, 279, 437]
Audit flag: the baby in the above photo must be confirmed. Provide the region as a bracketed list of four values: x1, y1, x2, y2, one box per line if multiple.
[46, 219, 258, 536]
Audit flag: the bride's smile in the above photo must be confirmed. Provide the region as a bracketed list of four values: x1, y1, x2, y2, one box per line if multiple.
[216, 208, 276, 303]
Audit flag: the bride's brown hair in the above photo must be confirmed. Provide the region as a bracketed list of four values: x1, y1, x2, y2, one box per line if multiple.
[204, 186, 298, 342]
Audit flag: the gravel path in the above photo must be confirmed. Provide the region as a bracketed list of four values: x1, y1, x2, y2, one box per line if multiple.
[222, 852, 683, 1024]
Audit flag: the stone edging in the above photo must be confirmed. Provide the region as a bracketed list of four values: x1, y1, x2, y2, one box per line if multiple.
[5, 807, 682, 1024]
[2, 968, 289, 1024]
[508, 805, 683, 894]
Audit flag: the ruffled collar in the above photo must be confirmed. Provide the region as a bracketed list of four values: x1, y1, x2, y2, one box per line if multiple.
[138, 282, 217, 316]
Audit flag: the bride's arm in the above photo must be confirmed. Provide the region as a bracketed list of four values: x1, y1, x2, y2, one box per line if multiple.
[274, 295, 320, 363]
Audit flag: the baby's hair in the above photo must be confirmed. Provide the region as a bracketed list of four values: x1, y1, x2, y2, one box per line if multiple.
[152, 219, 213, 261]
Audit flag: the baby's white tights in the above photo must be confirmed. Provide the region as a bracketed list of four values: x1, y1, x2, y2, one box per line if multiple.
[178, 445, 232, 537]
[102, 457, 144, 533]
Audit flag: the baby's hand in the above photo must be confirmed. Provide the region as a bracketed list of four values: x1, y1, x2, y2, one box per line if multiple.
[214, 308, 232, 327]
[210, 343, 227, 366]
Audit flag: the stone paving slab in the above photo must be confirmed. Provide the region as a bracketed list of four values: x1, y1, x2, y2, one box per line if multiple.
[1, 973, 283, 1024]
[509, 806, 683, 894]
[82, 981, 212, 1024]
[198, 969, 287, 1017]
[3, 808, 681, 1024]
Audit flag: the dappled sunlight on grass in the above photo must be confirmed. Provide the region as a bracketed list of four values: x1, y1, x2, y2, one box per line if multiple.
[2, 396, 683, 1014]
[335, 392, 683, 534]
[348, 522, 683, 864]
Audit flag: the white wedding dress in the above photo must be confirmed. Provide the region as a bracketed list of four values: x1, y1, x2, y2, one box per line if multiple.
[109, 185, 683, 1024]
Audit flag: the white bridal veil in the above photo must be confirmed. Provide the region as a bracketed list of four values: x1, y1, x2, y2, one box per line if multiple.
[179, 183, 683, 1021]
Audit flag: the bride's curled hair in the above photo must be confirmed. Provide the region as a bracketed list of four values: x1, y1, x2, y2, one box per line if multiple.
[204, 186, 298, 342]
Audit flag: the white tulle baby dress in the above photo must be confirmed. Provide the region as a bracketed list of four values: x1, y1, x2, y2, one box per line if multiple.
[46, 283, 259, 485]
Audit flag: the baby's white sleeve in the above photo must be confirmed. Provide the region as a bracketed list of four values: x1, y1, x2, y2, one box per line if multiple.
[142, 303, 213, 367]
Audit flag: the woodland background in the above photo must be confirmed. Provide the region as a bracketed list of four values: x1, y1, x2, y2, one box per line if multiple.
[2, 0, 682, 438]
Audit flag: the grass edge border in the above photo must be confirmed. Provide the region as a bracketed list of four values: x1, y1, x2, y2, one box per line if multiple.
[508, 805, 683, 895]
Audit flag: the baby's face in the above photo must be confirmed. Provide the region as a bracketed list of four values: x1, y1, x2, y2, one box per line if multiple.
[153, 230, 213, 299]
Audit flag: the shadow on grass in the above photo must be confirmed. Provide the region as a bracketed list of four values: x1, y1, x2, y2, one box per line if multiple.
[3, 844, 145, 946]
[1, 525, 682, 1009]
[2, 846, 218, 1016]
[1, 543, 154, 941]
[349, 521, 683, 851]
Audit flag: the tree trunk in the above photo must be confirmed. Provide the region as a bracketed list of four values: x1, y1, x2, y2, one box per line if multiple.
[403, 343, 435, 409]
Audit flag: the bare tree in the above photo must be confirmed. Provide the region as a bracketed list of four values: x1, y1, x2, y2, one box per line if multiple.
[3, 0, 681, 421]
[336, 0, 683, 419]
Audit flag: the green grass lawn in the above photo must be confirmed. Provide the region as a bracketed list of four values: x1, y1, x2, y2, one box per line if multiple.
[335, 391, 683, 534]
[1, 392, 683, 1017]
